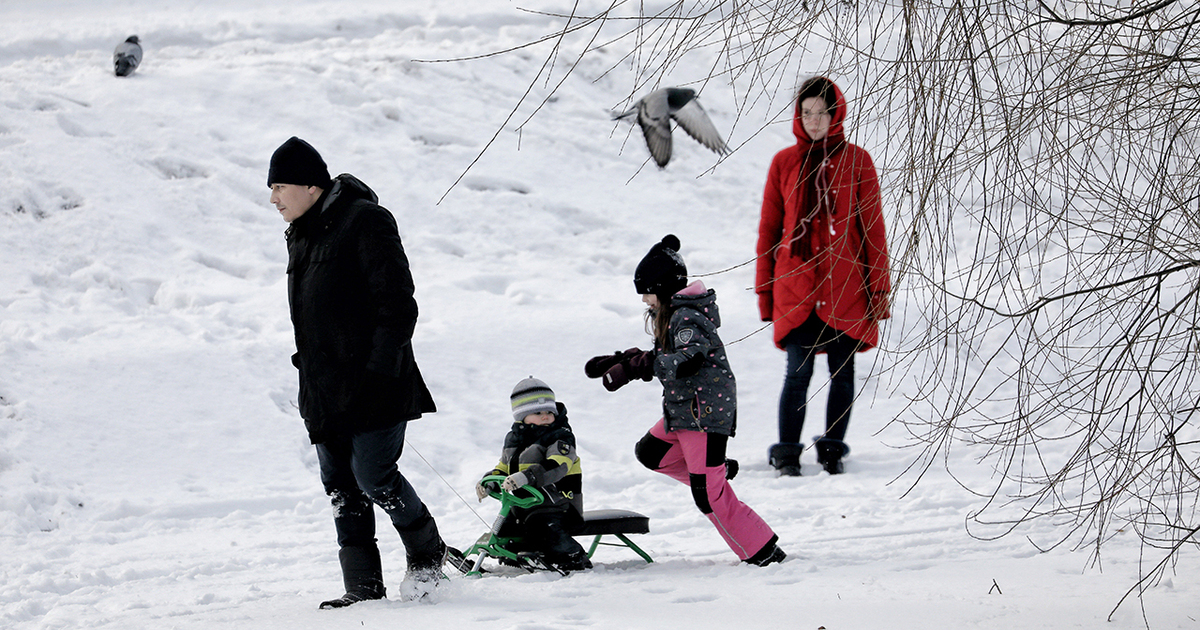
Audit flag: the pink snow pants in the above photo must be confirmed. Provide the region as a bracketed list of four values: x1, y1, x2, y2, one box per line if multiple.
[641, 418, 776, 560]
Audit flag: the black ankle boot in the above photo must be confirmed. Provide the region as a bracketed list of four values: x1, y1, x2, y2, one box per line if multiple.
[768, 443, 804, 477]
[815, 438, 849, 475]
[396, 509, 447, 601]
[319, 545, 386, 609]
[745, 536, 787, 566]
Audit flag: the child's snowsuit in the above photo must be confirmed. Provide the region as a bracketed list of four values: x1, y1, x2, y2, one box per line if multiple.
[482, 402, 591, 570]
[634, 281, 780, 562]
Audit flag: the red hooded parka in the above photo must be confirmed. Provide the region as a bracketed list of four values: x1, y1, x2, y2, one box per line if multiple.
[755, 78, 890, 350]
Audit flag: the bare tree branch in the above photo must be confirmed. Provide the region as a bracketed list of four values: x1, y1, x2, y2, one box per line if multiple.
[442, 0, 1200, 614]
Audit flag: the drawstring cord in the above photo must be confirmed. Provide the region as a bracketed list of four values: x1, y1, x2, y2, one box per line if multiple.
[405, 439, 494, 529]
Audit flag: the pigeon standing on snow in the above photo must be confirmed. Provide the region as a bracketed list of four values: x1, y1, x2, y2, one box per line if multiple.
[113, 35, 142, 77]
[615, 87, 729, 168]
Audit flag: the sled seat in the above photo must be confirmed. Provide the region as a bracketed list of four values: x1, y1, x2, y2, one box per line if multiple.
[575, 509, 652, 563]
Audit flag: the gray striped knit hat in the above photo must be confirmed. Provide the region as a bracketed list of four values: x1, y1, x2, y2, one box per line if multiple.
[511, 377, 556, 422]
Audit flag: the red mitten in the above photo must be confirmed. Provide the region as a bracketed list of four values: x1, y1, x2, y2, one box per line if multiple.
[602, 363, 632, 391]
[625, 350, 656, 382]
[585, 353, 620, 379]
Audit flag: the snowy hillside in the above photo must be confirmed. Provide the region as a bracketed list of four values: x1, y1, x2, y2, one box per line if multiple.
[1, 1, 1195, 629]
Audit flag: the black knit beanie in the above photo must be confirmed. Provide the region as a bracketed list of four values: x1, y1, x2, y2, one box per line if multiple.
[634, 234, 688, 296]
[267, 137, 332, 188]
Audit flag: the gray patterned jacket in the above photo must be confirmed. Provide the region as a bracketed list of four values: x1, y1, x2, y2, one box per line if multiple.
[654, 282, 737, 436]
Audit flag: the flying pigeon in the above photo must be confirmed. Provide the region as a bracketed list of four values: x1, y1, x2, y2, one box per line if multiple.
[615, 87, 729, 168]
[113, 35, 142, 77]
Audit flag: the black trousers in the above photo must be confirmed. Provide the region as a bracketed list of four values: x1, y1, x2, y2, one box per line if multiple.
[778, 313, 857, 445]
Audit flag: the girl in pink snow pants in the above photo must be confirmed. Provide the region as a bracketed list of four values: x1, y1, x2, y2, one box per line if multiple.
[586, 235, 787, 566]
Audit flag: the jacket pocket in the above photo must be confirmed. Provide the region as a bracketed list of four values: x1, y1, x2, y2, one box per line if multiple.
[661, 384, 697, 427]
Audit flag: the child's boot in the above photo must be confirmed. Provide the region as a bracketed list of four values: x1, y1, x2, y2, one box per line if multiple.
[549, 549, 594, 573]
[541, 516, 593, 573]
[745, 536, 787, 567]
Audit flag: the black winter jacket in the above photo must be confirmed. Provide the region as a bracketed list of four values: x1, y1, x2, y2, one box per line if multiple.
[286, 174, 435, 443]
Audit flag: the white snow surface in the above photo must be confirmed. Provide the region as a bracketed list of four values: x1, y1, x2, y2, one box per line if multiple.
[1, 1, 1195, 628]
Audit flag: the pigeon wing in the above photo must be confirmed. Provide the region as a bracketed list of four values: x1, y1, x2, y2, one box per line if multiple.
[671, 99, 729, 156]
[637, 103, 674, 168]
[114, 42, 142, 64]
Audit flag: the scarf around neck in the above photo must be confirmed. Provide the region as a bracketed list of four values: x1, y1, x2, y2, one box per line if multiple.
[786, 132, 845, 260]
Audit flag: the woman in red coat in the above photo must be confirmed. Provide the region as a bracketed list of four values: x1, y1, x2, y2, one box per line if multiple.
[755, 77, 890, 476]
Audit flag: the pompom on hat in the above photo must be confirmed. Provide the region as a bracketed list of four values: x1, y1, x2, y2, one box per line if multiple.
[267, 136, 332, 189]
[634, 234, 688, 296]
[510, 376, 557, 423]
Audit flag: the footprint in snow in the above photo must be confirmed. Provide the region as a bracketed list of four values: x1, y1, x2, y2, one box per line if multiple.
[455, 274, 512, 296]
[462, 175, 531, 195]
[150, 156, 210, 180]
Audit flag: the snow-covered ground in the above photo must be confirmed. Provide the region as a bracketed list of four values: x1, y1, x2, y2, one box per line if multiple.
[1, 1, 1195, 628]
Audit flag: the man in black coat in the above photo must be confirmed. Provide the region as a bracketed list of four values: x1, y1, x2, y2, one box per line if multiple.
[268, 137, 445, 607]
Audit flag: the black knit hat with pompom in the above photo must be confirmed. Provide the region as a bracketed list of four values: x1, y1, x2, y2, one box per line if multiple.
[634, 234, 688, 296]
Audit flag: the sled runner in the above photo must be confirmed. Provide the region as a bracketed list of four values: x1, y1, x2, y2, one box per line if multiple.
[450, 475, 652, 576]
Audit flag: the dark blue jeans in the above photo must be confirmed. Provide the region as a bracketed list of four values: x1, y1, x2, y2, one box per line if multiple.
[778, 315, 857, 445]
[316, 421, 426, 548]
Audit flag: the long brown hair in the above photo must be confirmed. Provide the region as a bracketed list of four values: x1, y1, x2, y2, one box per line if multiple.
[643, 293, 673, 348]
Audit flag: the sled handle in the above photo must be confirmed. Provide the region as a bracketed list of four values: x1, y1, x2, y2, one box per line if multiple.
[480, 474, 545, 509]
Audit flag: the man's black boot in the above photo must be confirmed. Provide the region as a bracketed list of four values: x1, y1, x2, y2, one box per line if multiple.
[319, 545, 386, 609]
